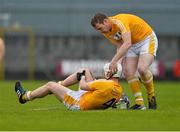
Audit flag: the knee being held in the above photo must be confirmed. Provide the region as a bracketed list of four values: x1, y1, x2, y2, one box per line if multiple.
[77, 68, 91, 74]
[77, 68, 87, 72]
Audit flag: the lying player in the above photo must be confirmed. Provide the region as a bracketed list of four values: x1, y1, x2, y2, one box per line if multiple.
[15, 63, 128, 110]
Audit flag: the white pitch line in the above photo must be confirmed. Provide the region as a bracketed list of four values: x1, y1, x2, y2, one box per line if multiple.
[32, 106, 61, 111]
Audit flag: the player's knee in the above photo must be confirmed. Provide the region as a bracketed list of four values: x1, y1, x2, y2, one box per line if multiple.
[46, 81, 57, 91]
[138, 66, 147, 75]
[77, 68, 90, 73]
[84, 68, 91, 73]
[77, 68, 84, 72]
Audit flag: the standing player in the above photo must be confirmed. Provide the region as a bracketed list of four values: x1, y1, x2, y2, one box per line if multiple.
[91, 13, 158, 110]
[15, 64, 124, 110]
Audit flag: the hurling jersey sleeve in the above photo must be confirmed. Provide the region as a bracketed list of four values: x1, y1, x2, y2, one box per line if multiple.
[111, 18, 130, 34]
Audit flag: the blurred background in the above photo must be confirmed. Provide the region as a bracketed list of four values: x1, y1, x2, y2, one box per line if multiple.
[0, 0, 180, 80]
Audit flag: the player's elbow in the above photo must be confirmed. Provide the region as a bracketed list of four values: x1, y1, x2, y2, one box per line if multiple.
[80, 87, 88, 91]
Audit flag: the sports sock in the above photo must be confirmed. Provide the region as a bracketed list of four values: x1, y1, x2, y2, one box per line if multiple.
[128, 77, 144, 105]
[22, 91, 32, 101]
[58, 81, 64, 86]
[140, 70, 155, 100]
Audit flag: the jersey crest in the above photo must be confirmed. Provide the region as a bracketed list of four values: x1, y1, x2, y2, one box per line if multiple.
[113, 32, 122, 40]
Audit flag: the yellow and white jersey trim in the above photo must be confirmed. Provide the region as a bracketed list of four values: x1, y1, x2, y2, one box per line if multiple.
[63, 90, 87, 110]
[111, 18, 127, 34]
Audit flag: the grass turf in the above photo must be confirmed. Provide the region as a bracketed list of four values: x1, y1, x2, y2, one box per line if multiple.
[0, 80, 180, 131]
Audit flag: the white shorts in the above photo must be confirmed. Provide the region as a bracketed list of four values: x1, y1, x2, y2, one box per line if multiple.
[63, 90, 87, 110]
[125, 32, 158, 57]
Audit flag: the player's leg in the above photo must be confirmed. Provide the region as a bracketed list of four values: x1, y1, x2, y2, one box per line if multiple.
[138, 54, 157, 109]
[15, 81, 69, 104]
[123, 57, 145, 110]
[138, 32, 158, 109]
[59, 68, 94, 87]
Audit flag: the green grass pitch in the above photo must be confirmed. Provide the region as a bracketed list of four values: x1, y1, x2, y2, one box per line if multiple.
[0, 80, 180, 131]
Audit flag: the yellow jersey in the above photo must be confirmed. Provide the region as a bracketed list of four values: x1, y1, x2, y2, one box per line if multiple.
[103, 14, 153, 44]
[79, 79, 122, 110]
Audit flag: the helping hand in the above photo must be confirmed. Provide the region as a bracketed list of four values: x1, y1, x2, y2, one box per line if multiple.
[109, 63, 118, 76]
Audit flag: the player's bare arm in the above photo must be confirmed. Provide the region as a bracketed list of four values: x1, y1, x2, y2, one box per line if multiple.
[79, 76, 91, 91]
[116, 45, 124, 63]
[108, 37, 123, 47]
[109, 31, 132, 74]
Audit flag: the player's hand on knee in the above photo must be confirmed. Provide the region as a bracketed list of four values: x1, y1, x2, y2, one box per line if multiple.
[76, 70, 86, 81]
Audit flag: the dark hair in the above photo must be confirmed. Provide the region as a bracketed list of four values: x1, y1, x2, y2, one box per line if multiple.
[91, 13, 108, 27]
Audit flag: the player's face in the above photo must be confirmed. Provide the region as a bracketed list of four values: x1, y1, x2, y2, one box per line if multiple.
[95, 19, 112, 33]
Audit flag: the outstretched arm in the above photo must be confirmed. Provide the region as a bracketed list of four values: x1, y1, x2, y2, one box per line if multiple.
[111, 32, 132, 63]
[109, 32, 132, 74]
[60, 68, 94, 87]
